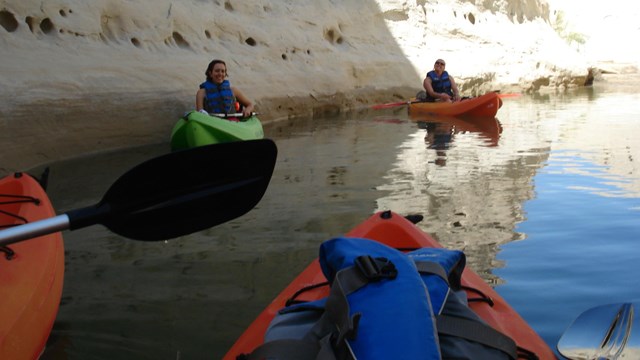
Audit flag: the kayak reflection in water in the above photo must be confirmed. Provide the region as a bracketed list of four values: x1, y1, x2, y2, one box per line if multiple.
[420, 121, 454, 166]
[413, 113, 503, 153]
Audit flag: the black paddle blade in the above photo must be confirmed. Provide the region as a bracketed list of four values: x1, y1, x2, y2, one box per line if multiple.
[69, 139, 277, 241]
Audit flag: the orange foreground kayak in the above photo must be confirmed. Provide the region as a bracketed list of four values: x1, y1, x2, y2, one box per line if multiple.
[0, 173, 64, 360]
[224, 210, 556, 359]
[409, 92, 503, 117]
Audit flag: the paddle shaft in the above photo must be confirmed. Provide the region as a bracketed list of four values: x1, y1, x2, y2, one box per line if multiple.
[208, 112, 258, 118]
[0, 202, 109, 246]
[371, 100, 418, 110]
[0, 215, 69, 246]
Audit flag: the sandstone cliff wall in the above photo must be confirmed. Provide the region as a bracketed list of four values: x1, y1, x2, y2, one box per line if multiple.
[0, 0, 588, 114]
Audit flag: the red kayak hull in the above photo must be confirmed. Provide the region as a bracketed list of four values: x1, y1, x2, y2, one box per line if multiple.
[409, 92, 503, 117]
[0, 173, 64, 360]
[223, 211, 556, 359]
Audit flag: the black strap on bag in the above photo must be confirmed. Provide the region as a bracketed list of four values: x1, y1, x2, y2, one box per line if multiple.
[437, 315, 518, 359]
[414, 259, 519, 360]
[238, 256, 397, 360]
[325, 256, 397, 358]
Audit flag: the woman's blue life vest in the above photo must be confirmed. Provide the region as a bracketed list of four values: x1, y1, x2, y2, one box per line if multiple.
[200, 79, 236, 114]
[426, 70, 453, 98]
[241, 237, 520, 360]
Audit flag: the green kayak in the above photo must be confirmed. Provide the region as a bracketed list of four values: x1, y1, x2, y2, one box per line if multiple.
[170, 111, 264, 151]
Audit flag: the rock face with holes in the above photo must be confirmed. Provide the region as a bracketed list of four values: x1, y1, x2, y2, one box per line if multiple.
[0, 0, 630, 171]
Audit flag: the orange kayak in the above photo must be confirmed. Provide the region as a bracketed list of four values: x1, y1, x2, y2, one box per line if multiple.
[223, 210, 556, 359]
[409, 92, 503, 117]
[0, 172, 64, 360]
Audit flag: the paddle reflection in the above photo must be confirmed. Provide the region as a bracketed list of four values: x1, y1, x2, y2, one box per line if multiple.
[411, 114, 502, 166]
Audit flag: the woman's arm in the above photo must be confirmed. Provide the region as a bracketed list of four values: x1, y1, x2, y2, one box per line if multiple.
[232, 86, 255, 117]
[423, 77, 436, 98]
[196, 88, 206, 112]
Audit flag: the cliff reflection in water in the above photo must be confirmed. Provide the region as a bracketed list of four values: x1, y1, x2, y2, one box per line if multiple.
[376, 112, 544, 284]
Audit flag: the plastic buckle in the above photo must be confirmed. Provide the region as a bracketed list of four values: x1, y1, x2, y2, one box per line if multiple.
[355, 255, 397, 281]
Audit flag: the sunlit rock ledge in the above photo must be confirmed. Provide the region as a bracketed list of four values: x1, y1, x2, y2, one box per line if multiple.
[0, 0, 636, 172]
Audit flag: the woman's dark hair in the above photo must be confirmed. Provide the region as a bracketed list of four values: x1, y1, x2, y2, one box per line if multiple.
[205, 59, 227, 81]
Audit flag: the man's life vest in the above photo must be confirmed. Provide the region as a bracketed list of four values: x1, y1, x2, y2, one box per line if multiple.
[426, 70, 453, 98]
[239, 237, 522, 360]
[200, 79, 236, 114]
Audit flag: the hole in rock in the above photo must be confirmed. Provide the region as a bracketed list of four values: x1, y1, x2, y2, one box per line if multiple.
[173, 32, 190, 49]
[40, 18, 55, 34]
[467, 13, 475, 24]
[26, 16, 36, 32]
[0, 10, 19, 32]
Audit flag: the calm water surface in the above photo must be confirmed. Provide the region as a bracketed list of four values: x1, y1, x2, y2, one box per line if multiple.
[35, 79, 640, 359]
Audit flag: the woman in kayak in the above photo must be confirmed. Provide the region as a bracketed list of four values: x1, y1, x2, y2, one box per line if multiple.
[422, 58, 461, 102]
[196, 59, 255, 117]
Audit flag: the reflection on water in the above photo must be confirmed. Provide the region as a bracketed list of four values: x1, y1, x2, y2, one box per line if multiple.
[376, 113, 536, 283]
[28, 79, 640, 359]
[415, 114, 502, 166]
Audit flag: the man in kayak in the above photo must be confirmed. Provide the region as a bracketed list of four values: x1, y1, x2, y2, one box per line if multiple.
[421, 58, 461, 102]
[196, 59, 255, 117]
